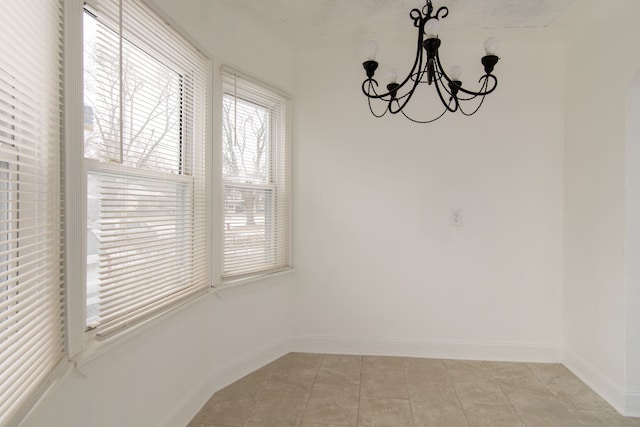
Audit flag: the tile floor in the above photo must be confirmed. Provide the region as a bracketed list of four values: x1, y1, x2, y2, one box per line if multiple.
[189, 352, 640, 427]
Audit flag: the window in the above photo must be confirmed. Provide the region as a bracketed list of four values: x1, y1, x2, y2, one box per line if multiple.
[0, 0, 65, 424]
[221, 68, 292, 281]
[83, 0, 209, 339]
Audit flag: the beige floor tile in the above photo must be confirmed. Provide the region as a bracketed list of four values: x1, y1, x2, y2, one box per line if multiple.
[463, 403, 525, 427]
[244, 422, 301, 427]
[263, 354, 320, 393]
[361, 355, 404, 372]
[511, 395, 581, 427]
[568, 409, 640, 426]
[526, 362, 573, 384]
[358, 397, 413, 427]
[553, 386, 616, 412]
[269, 352, 323, 372]
[313, 367, 361, 397]
[500, 376, 558, 405]
[303, 394, 359, 425]
[301, 424, 354, 427]
[217, 371, 267, 399]
[402, 356, 445, 372]
[409, 369, 451, 387]
[453, 379, 511, 407]
[406, 379, 457, 402]
[360, 369, 409, 399]
[546, 372, 593, 396]
[411, 397, 470, 427]
[187, 424, 235, 427]
[188, 354, 640, 427]
[190, 392, 255, 426]
[248, 388, 310, 426]
[321, 354, 362, 372]
[444, 359, 491, 382]
[264, 367, 317, 393]
[404, 358, 450, 385]
[485, 362, 541, 385]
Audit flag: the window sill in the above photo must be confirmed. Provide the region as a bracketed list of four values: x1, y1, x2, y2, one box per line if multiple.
[215, 268, 294, 299]
[71, 287, 214, 372]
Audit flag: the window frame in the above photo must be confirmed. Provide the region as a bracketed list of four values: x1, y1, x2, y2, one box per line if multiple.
[220, 67, 293, 285]
[64, 0, 212, 357]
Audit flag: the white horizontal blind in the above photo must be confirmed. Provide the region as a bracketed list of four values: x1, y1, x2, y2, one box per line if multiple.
[0, 0, 64, 425]
[221, 68, 292, 280]
[84, 0, 209, 337]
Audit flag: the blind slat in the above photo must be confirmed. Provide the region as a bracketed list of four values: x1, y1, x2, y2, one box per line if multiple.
[0, 1, 65, 425]
[84, 0, 209, 337]
[221, 68, 292, 280]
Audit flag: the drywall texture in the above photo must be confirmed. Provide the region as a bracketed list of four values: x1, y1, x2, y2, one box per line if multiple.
[292, 27, 564, 359]
[562, 0, 640, 414]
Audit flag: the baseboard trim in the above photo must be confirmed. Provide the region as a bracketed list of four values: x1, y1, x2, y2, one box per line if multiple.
[562, 346, 636, 416]
[625, 391, 640, 417]
[159, 336, 292, 427]
[292, 335, 561, 363]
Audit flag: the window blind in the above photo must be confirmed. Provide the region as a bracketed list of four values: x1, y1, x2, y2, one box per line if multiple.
[84, 0, 209, 338]
[221, 68, 292, 280]
[0, 0, 65, 425]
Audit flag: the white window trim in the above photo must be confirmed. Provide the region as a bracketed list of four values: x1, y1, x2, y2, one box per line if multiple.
[219, 66, 293, 284]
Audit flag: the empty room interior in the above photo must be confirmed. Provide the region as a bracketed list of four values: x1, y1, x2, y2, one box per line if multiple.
[2, 0, 640, 426]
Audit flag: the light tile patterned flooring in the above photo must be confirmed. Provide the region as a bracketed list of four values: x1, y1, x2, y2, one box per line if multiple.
[189, 352, 640, 427]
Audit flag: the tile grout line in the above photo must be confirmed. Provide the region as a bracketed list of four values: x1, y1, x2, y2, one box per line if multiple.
[444, 362, 474, 427]
[297, 353, 323, 427]
[401, 357, 417, 427]
[356, 355, 363, 427]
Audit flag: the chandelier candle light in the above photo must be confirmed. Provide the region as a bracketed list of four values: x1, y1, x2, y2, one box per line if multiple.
[361, 0, 500, 123]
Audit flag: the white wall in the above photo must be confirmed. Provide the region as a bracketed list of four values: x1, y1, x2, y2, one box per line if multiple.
[19, 1, 296, 426]
[21, 283, 292, 427]
[562, 0, 640, 415]
[291, 26, 565, 361]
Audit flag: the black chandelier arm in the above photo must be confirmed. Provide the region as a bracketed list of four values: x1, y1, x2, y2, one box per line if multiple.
[434, 70, 483, 102]
[434, 6, 448, 20]
[401, 105, 448, 124]
[364, 81, 391, 118]
[362, 78, 416, 116]
[360, 28, 426, 103]
[389, 17, 428, 104]
[457, 79, 490, 117]
[433, 76, 459, 113]
[410, 8, 423, 27]
[362, 76, 417, 107]
[361, 78, 381, 98]
[434, 52, 498, 97]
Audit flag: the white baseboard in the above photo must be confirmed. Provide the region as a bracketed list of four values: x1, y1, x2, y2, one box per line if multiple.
[626, 391, 640, 417]
[159, 336, 292, 427]
[562, 346, 637, 416]
[292, 335, 561, 363]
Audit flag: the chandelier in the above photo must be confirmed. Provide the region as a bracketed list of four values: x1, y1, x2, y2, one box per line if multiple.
[361, 0, 500, 123]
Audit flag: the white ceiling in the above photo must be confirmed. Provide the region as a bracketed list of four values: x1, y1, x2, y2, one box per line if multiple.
[231, 0, 575, 33]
